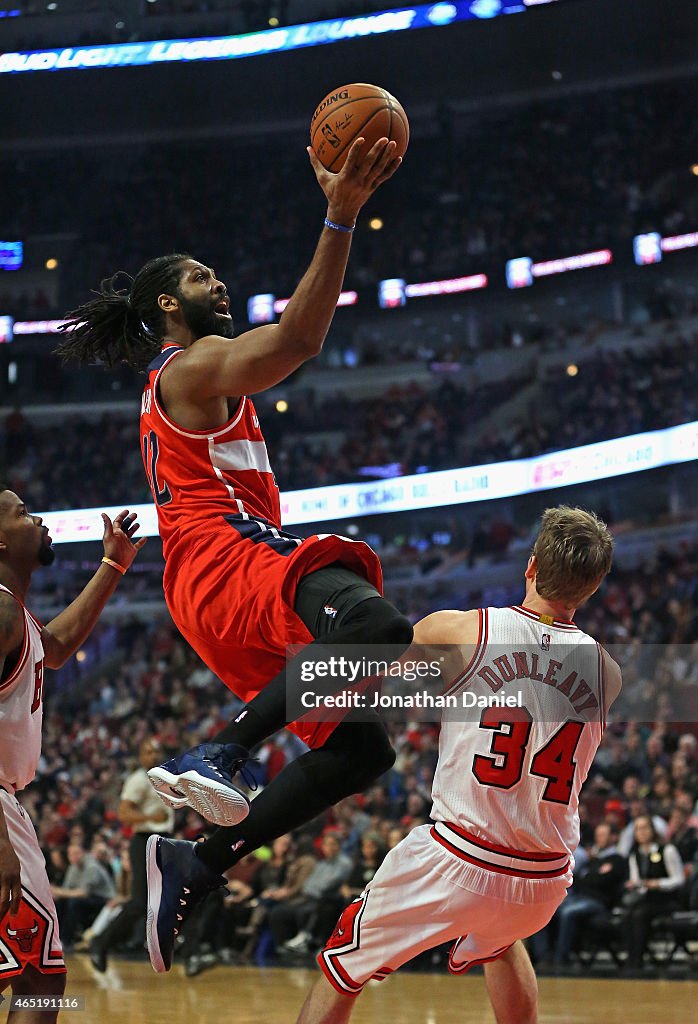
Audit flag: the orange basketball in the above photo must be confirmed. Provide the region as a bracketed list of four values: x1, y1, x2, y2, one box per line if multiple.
[310, 83, 409, 172]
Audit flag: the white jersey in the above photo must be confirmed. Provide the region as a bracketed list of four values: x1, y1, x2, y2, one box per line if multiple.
[431, 605, 605, 878]
[0, 585, 45, 794]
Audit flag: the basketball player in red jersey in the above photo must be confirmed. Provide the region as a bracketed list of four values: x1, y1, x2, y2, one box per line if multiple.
[0, 489, 144, 1021]
[296, 506, 621, 1024]
[58, 137, 414, 972]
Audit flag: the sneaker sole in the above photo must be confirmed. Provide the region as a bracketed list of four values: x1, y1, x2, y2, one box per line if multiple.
[147, 768, 190, 810]
[145, 835, 168, 973]
[148, 767, 251, 827]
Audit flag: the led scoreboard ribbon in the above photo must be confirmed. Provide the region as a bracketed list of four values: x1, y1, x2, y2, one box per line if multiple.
[0, 2, 546, 75]
[38, 420, 698, 543]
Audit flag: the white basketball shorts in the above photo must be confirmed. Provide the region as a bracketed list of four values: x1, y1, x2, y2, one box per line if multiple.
[0, 789, 65, 979]
[319, 822, 568, 995]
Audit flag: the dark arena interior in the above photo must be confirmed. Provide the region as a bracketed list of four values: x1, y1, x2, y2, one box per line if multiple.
[1, 1, 698, 1022]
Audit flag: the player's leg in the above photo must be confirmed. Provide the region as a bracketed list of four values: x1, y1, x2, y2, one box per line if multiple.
[89, 832, 149, 972]
[6, 964, 66, 1024]
[483, 942, 538, 1024]
[196, 711, 395, 874]
[146, 712, 395, 971]
[212, 566, 413, 750]
[296, 975, 357, 1024]
[148, 565, 411, 825]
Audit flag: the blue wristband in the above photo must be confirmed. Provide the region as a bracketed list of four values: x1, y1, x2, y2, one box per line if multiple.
[324, 216, 355, 233]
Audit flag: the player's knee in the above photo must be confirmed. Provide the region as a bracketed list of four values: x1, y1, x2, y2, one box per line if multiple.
[372, 728, 396, 775]
[320, 720, 395, 793]
[353, 723, 396, 786]
[351, 599, 413, 648]
[380, 610, 413, 648]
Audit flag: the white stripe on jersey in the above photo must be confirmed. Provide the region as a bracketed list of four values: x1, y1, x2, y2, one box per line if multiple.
[212, 439, 273, 475]
[0, 585, 45, 794]
[207, 436, 245, 513]
[431, 605, 604, 865]
[444, 608, 487, 698]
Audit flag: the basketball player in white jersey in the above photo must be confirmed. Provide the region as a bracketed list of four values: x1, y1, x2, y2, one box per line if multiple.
[0, 487, 145, 1022]
[296, 506, 621, 1024]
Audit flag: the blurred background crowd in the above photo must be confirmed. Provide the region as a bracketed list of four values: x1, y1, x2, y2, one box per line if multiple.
[2, 0, 698, 982]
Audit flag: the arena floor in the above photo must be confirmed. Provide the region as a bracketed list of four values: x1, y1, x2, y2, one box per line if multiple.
[66, 958, 697, 1023]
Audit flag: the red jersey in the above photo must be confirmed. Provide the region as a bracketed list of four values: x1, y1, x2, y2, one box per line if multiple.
[140, 343, 281, 556]
[139, 341, 383, 748]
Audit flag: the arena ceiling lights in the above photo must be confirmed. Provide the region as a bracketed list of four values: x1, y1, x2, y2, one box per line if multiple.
[0, 2, 550, 75]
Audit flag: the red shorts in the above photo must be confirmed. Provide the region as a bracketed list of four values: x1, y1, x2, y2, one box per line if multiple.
[163, 517, 383, 748]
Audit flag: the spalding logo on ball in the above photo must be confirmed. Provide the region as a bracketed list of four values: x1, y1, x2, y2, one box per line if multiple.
[310, 83, 409, 172]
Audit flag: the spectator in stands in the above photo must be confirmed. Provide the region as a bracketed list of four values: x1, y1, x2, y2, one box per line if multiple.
[528, 823, 626, 966]
[233, 835, 317, 963]
[77, 841, 133, 952]
[181, 851, 263, 977]
[339, 831, 386, 904]
[51, 842, 116, 949]
[548, 823, 627, 968]
[622, 815, 685, 969]
[666, 806, 698, 871]
[89, 737, 175, 971]
[618, 800, 669, 857]
[271, 833, 351, 956]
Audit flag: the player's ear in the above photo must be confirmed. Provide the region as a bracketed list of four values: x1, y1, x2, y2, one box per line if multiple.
[524, 555, 537, 580]
[158, 292, 179, 314]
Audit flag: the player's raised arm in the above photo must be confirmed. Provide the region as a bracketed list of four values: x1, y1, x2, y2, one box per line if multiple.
[178, 136, 401, 399]
[40, 511, 146, 669]
[408, 609, 482, 690]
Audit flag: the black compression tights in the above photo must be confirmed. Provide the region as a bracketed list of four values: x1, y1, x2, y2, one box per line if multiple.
[195, 579, 412, 875]
[213, 593, 413, 751]
[196, 712, 396, 874]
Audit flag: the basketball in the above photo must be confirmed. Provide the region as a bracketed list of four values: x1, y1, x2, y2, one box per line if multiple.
[310, 83, 409, 172]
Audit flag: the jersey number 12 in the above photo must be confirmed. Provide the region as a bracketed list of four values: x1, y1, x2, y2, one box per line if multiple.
[143, 431, 172, 506]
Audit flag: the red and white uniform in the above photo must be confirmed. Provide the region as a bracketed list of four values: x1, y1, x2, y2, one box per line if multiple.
[140, 343, 382, 748]
[0, 585, 65, 978]
[319, 604, 607, 995]
[432, 604, 605, 868]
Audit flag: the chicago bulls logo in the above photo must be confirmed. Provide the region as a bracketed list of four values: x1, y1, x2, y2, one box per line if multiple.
[7, 920, 39, 953]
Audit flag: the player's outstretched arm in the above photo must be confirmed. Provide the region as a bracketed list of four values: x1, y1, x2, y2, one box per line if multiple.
[179, 136, 402, 399]
[408, 609, 482, 687]
[41, 511, 146, 669]
[412, 609, 481, 646]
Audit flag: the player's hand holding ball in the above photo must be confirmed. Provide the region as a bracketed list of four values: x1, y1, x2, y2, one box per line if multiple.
[308, 82, 408, 227]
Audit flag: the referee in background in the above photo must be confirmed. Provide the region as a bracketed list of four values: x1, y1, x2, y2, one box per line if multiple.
[90, 738, 174, 971]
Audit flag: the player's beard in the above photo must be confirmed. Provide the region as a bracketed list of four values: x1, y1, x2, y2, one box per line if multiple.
[179, 295, 235, 340]
[38, 542, 55, 567]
